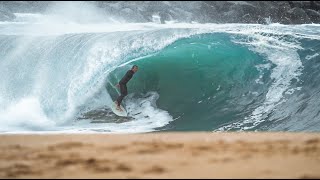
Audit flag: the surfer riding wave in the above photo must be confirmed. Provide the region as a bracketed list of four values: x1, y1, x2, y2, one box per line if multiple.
[114, 65, 139, 111]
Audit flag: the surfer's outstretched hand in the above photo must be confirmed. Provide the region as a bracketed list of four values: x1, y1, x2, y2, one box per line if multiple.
[115, 83, 120, 88]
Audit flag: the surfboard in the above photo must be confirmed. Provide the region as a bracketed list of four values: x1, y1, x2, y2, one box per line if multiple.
[111, 101, 128, 117]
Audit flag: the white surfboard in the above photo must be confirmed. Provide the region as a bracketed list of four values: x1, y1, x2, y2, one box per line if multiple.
[111, 102, 128, 117]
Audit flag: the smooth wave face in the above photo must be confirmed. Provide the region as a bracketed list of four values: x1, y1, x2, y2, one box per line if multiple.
[0, 14, 320, 133]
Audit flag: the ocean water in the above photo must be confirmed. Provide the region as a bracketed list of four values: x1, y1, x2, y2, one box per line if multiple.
[0, 13, 320, 133]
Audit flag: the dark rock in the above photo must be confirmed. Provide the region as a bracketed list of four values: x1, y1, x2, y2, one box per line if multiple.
[287, 7, 312, 24]
[289, 1, 311, 9]
[305, 9, 320, 23]
[222, 2, 258, 23]
[310, 1, 320, 10]
[0, 1, 319, 24]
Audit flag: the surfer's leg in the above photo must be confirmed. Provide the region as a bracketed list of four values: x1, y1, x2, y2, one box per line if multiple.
[116, 96, 123, 111]
[116, 95, 124, 109]
[116, 84, 127, 110]
[123, 84, 128, 96]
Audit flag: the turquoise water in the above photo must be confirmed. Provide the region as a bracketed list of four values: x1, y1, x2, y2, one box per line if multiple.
[0, 17, 319, 133]
[107, 33, 266, 131]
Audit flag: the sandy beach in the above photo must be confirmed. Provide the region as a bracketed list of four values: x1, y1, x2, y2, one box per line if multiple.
[0, 132, 320, 178]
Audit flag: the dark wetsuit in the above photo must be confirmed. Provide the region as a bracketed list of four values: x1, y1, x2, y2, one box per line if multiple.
[116, 70, 135, 106]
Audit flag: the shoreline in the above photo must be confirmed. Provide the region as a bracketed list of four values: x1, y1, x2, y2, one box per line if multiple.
[0, 132, 320, 178]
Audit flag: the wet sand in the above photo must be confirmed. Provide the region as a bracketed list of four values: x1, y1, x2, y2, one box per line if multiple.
[0, 132, 320, 178]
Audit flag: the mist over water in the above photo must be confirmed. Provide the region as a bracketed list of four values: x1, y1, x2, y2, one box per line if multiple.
[0, 2, 319, 133]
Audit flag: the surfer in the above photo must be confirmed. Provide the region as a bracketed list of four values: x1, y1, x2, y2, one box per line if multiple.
[115, 65, 139, 111]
